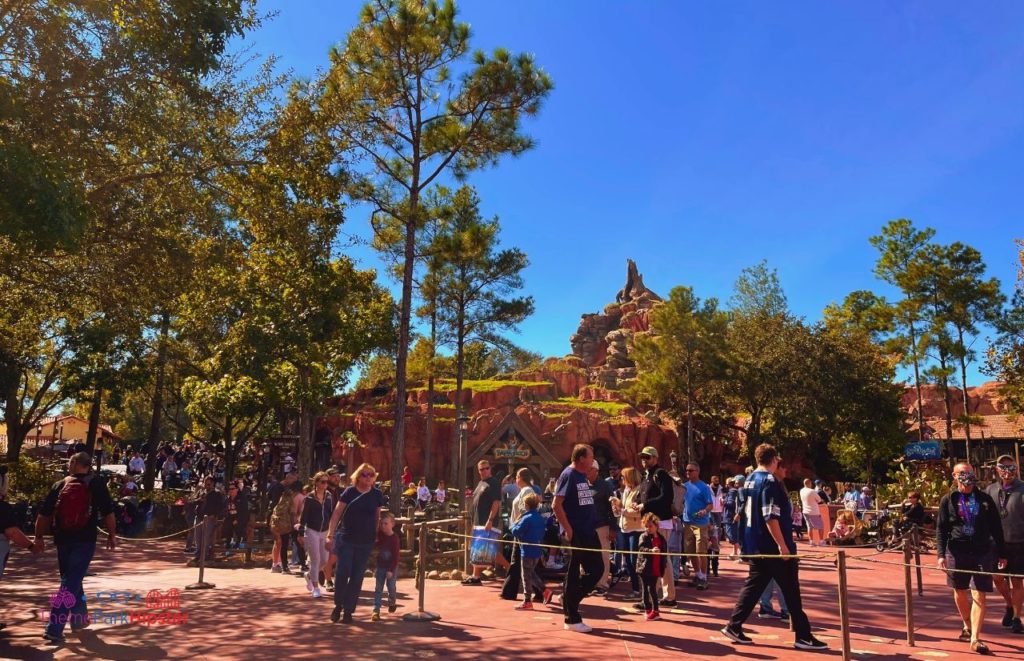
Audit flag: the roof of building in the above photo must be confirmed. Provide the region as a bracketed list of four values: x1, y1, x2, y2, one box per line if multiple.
[911, 414, 1024, 441]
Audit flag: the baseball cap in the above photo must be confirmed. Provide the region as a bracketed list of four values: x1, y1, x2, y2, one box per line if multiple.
[997, 454, 1015, 464]
[639, 446, 658, 458]
[814, 479, 823, 486]
[733, 474, 745, 483]
[327, 466, 341, 475]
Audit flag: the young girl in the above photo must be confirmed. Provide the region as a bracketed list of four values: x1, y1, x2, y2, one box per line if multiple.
[829, 510, 858, 542]
[372, 511, 400, 620]
[791, 495, 806, 541]
[434, 480, 447, 505]
[636, 513, 667, 621]
[416, 477, 430, 510]
[509, 491, 550, 610]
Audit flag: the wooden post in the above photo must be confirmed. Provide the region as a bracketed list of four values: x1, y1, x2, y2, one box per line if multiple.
[186, 515, 216, 590]
[903, 544, 915, 646]
[836, 550, 852, 661]
[912, 526, 923, 597]
[402, 521, 441, 621]
[463, 509, 471, 574]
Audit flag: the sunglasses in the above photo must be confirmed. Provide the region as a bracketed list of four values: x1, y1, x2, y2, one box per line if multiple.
[685, 468, 697, 473]
[998, 464, 1018, 472]
[316, 480, 327, 484]
[359, 471, 374, 478]
[480, 467, 491, 472]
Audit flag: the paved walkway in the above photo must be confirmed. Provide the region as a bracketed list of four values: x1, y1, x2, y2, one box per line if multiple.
[2, 538, 1024, 660]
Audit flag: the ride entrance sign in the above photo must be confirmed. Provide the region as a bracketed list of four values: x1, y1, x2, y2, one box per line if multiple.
[904, 441, 942, 461]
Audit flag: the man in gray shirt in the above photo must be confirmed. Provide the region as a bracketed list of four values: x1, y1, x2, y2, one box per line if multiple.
[987, 454, 1024, 634]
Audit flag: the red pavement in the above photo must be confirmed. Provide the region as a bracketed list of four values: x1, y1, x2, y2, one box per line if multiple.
[2, 539, 1024, 660]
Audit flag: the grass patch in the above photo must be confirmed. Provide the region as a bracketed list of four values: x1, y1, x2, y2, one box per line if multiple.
[551, 397, 631, 416]
[410, 379, 550, 394]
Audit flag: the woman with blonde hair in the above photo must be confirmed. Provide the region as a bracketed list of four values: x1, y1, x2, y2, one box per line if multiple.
[326, 463, 384, 624]
[611, 466, 644, 599]
[299, 471, 334, 598]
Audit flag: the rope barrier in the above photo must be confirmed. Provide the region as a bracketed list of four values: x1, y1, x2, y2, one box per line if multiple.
[96, 521, 202, 542]
[848, 552, 1024, 580]
[431, 528, 839, 561]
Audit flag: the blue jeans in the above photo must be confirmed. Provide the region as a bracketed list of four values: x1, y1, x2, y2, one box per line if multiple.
[760, 579, 788, 612]
[373, 566, 397, 610]
[333, 540, 373, 614]
[46, 541, 96, 637]
[616, 530, 640, 592]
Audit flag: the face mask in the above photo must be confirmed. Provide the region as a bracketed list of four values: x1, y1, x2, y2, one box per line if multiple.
[956, 472, 976, 487]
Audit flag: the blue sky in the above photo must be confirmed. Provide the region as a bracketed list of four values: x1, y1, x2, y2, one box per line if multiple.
[253, 1, 1024, 385]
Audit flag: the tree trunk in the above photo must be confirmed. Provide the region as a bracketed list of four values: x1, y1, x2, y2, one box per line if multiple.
[908, 320, 925, 442]
[956, 326, 973, 445]
[144, 312, 170, 491]
[85, 387, 102, 454]
[297, 366, 313, 479]
[224, 414, 234, 481]
[424, 309, 436, 479]
[453, 315, 467, 495]
[685, 360, 696, 465]
[390, 212, 418, 509]
[4, 389, 26, 461]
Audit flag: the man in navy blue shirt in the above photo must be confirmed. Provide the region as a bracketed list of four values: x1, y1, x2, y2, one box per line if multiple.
[553, 443, 602, 633]
[721, 443, 827, 651]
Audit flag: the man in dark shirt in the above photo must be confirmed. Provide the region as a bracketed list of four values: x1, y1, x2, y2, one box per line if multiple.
[553, 443, 601, 633]
[721, 443, 827, 651]
[192, 476, 225, 563]
[34, 452, 117, 644]
[637, 446, 676, 606]
[938, 462, 1007, 654]
[463, 459, 508, 585]
[986, 454, 1024, 634]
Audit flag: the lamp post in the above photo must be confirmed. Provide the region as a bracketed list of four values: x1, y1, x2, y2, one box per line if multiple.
[457, 414, 470, 500]
[345, 433, 356, 472]
[258, 441, 270, 516]
[35, 424, 42, 450]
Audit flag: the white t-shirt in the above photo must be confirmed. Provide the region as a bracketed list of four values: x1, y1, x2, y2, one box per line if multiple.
[434, 488, 446, 503]
[799, 486, 822, 516]
[417, 486, 430, 501]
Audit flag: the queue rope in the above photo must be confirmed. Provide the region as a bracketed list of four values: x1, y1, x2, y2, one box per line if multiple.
[848, 553, 1024, 581]
[430, 527, 837, 561]
[95, 520, 202, 542]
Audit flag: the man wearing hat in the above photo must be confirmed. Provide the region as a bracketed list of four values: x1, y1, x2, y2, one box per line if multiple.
[637, 446, 677, 606]
[986, 454, 1024, 634]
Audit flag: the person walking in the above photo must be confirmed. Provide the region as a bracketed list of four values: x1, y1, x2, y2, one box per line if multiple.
[637, 446, 676, 607]
[299, 472, 334, 598]
[501, 468, 544, 601]
[637, 512, 668, 621]
[463, 459, 509, 585]
[720, 443, 827, 651]
[613, 466, 644, 599]
[33, 453, 117, 645]
[799, 478, 825, 547]
[682, 462, 714, 590]
[938, 462, 1007, 654]
[553, 443, 603, 633]
[987, 455, 1024, 634]
[588, 459, 615, 593]
[510, 491, 550, 610]
[326, 462, 384, 624]
[371, 511, 400, 620]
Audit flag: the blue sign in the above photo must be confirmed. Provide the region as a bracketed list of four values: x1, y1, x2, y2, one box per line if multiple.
[904, 441, 942, 461]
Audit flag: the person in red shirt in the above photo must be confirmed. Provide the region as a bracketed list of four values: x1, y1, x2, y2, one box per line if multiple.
[372, 512, 400, 620]
[637, 512, 667, 621]
[401, 467, 413, 488]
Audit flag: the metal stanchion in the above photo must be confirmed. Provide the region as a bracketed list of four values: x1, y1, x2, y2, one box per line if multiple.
[186, 514, 216, 590]
[403, 522, 441, 622]
[903, 544, 915, 646]
[836, 550, 852, 661]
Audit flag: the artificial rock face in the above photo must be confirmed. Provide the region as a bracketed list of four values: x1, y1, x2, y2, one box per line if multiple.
[570, 259, 660, 389]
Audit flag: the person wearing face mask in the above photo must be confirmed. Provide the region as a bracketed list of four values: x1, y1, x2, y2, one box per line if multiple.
[937, 462, 1007, 655]
[986, 455, 1024, 634]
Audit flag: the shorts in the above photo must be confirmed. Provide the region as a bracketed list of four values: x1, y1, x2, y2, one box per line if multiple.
[945, 545, 995, 592]
[805, 514, 823, 531]
[683, 524, 709, 555]
[1001, 541, 1024, 576]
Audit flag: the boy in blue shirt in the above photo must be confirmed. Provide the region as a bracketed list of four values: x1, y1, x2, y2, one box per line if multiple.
[510, 491, 551, 610]
[720, 443, 827, 651]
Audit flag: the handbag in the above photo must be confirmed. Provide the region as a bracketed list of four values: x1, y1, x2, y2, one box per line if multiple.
[469, 526, 501, 566]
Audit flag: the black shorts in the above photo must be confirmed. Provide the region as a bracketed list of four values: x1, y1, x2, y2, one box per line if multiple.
[945, 546, 995, 592]
[1002, 541, 1024, 576]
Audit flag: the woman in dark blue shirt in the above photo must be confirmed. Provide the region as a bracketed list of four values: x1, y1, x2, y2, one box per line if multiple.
[326, 462, 383, 624]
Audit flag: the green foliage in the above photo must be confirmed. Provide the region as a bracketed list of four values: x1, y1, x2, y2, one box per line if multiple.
[412, 378, 544, 394]
[875, 463, 950, 508]
[986, 288, 1024, 414]
[730, 260, 788, 317]
[5, 457, 61, 505]
[552, 398, 630, 416]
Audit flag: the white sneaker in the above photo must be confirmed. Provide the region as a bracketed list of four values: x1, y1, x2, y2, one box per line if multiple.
[564, 622, 593, 633]
[312, 587, 322, 598]
[306, 578, 315, 592]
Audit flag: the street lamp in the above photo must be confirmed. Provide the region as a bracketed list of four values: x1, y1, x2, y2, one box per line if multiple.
[457, 413, 470, 501]
[35, 424, 42, 449]
[258, 441, 270, 515]
[344, 433, 357, 472]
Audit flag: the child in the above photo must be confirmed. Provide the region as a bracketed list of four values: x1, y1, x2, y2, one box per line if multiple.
[372, 512, 400, 620]
[509, 492, 551, 610]
[636, 512, 667, 621]
[828, 510, 858, 543]
[791, 497, 806, 541]
[707, 517, 721, 578]
[416, 477, 430, 510]
[434, 480, 447, 505]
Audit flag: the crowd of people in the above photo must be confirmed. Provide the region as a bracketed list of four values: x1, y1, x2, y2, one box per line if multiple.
[10, 437, 1024, 655]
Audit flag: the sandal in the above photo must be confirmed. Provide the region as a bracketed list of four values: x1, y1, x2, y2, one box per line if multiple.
[970, 640, 991, 655]
[958, 627, 972, 642]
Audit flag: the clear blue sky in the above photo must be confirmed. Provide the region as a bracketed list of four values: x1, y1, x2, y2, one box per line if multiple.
[253, 1, 1024, 385]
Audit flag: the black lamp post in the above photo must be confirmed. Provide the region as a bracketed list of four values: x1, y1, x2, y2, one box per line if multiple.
[345, 433, 356, 471]
[457, 413, 470, 500]
[35, 424, 42, 449]
[258, 441, 270, 515]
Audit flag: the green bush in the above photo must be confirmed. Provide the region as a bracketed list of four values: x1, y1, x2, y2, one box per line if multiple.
[875, 462, 950, 509]
[5, 456, 62, 505]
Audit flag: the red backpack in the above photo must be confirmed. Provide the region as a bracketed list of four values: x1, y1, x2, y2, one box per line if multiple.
[55, 475, 93, 532]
